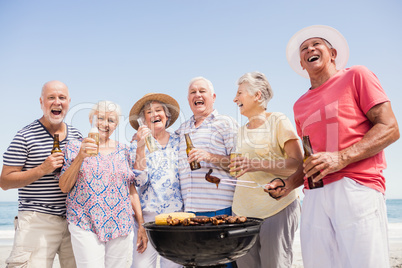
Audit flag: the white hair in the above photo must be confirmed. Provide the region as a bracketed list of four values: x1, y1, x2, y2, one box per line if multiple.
[89, 100, 122, 124]
[237, 71, 273, 109]
[322, 38, 333, 49]
[188, 76, 215, 95]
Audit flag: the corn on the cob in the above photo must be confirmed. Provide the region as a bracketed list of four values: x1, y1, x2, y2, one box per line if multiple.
[155, 212, 196, 225]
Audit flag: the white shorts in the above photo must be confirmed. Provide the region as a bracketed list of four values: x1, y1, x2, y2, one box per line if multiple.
[69, 223, 132, 268]
[6, 211, 76, 268]
[301, 177, 389, 268]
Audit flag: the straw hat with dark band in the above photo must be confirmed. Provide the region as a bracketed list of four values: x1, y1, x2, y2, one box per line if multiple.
[129, 93, 180, 130]
[286, 25, 349, 78]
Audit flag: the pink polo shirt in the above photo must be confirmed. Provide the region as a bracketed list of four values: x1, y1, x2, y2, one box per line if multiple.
[293, 65, 390, 193]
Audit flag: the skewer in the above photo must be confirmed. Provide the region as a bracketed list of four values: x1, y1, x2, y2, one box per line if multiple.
[221, 178, 261, 184]
[220, 181, 267, 189]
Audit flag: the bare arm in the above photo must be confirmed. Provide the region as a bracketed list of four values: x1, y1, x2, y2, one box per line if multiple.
[58, 153, 85, 193]
[0, 152, 64, 190]
[264, 162, 305, 199]
[230, 139, 303, 177]
[304, 102, 400, 181]
[58, 138, 97, 193]
[129, 184, 148, 253]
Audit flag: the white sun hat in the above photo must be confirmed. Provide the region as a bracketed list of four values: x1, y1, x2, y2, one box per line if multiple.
[286, 25, 349, 78]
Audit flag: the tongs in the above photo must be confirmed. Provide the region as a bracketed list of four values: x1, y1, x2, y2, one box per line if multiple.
[222, 178, 288, 200]
[219, 178, 267, 189]
[205, 169, 266, 189]
[205, 169, 286, 200]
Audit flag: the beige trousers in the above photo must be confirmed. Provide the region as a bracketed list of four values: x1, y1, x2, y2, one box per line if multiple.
[6, 211, 76, 268]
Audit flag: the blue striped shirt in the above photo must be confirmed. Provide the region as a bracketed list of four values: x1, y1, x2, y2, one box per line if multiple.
[175, 110, 238, 212]
[2, 120, 82, 216]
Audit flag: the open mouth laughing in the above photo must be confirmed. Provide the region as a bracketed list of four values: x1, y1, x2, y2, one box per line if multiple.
[51, 108, 62, 116]
[194, 100, 204, 106]
[98, 127, 109, 134]
[307, 55, 320, 62]
[151, 119, 162, 123]
[235, 102, 243, 109]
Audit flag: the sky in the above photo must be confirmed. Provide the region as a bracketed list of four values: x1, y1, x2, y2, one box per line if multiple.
[0, 0, 401, 201]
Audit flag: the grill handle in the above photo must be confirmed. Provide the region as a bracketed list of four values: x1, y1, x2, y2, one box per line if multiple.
[220, 225, 260, 239]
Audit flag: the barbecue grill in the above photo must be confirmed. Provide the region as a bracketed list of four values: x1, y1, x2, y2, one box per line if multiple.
[144, 217, 263, 267]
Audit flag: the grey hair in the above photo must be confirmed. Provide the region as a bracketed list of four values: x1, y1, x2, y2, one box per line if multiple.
[322, 38, 333, 49]
[89, 100, 122, 124]
[300, 38, 333, 49]
[188, 76, 215, 95]
[138, 100, 172, 128]
[237, 72, 273, 109]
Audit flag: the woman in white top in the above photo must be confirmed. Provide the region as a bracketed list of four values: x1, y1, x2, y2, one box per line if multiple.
[230, 72, 303, 268]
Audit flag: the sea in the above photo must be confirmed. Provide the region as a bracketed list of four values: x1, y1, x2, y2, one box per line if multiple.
[0, 200, 402, 246]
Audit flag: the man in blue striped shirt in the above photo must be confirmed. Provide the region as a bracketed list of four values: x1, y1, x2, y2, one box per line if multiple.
[0, 81, 82, 268]
[176, 76, 238, 216]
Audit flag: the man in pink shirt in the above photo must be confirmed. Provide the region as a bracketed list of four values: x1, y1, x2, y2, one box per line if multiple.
[267, 25, 399, 267]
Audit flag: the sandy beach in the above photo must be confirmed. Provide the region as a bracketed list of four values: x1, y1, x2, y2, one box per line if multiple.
[0, 223, 401, 268]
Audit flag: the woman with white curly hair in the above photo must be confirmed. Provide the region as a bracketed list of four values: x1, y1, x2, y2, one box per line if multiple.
[58, 100, 147, 268]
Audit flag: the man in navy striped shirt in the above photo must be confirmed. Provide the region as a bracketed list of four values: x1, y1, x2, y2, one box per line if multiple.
[0, 81, 82, 268]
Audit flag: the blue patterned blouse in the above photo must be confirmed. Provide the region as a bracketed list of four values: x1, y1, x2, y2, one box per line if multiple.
[129, 132, 183, 215]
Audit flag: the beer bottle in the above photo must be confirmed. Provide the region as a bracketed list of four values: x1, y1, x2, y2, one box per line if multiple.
[51, 134, 62, 172]
[302, 135, 323, 189]
[137, 118, 159, 153]
[184, 133, 201, 170]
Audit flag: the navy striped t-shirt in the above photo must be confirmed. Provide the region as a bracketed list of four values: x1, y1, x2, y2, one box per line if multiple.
[3, 120, 82, 216]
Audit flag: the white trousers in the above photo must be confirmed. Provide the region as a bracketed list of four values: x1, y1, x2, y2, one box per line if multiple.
[301, 177, 389, 268]
[131, 211, 181, 268]
[69, 223, 132, 268]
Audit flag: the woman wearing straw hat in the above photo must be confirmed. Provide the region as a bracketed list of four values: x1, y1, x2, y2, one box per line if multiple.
[128, 93, 183, 268]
